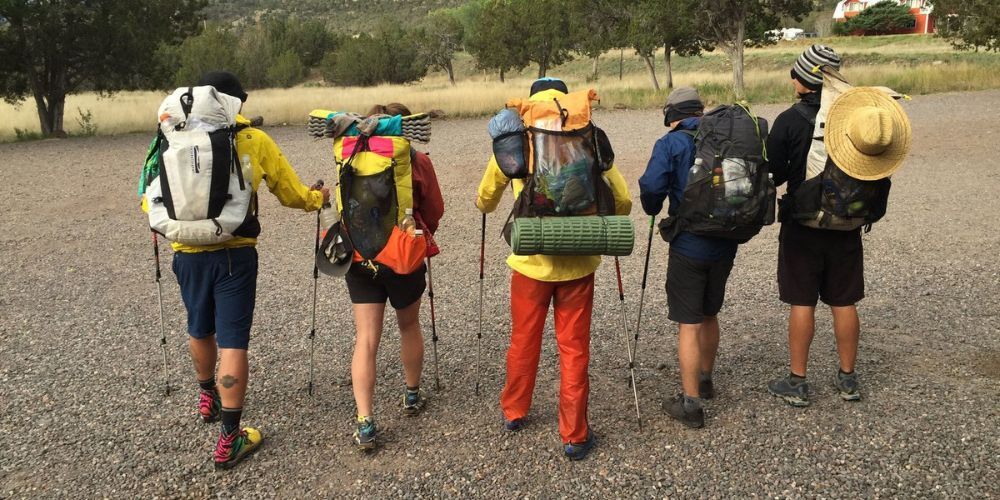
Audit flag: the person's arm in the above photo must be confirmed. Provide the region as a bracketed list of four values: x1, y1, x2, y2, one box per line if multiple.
[766, 113, 792, 188]
[603, 165, 632, 216]
[637, 138, 673, 216]
[411, 151, 444, 234]
[475, 156, 510, 214]
[257, 133, 325, 211]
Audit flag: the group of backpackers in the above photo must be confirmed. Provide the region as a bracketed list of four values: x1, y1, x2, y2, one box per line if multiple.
[140, 44, 911, 469]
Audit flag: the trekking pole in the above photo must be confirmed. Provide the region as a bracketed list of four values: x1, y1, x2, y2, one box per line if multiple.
[151, 232, 170, 396]
[426, 256, 441, 391]
[475, 212, 486, 396]
[632, 216, 655, 373]
[614, 256, 642, 430]
[308, 180, 323, 396]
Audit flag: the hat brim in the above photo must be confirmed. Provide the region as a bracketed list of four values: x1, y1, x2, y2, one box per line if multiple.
[825, 87, 911, 181]
[316, 222, 353, 277]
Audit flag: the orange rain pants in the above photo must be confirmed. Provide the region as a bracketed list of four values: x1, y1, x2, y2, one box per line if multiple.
[500, 271, 595, 444]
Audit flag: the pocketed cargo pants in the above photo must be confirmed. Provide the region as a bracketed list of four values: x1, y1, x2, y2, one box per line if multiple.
[500, 271, 594, 444]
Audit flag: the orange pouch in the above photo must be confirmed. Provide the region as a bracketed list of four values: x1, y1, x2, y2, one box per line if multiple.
[372, 226, 427, 275]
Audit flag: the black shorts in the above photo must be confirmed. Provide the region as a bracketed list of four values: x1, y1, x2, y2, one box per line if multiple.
[667, 251, 735, 325]
[345, 263, 426, 310]
[777, 222, 864, 307]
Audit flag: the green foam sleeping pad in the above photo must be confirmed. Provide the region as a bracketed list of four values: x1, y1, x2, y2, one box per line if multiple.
[511, 216, 635, 256]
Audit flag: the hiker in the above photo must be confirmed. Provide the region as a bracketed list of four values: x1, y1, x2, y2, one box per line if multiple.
[476, 78, 632, 460]
[141, 71, 329, 469]
[765, 45, 909, 406]
[640, 87, 772, 428]
[336, 103, 444, 450]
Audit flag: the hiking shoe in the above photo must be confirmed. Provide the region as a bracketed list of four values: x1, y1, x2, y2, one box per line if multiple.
[663, 394, 705, 429]
[503, 417, 525, 432]
[835, 371, 862, 401]
[198, 389, 221, 423]
[213, 427, 262, 470]
[564, 429, 596, 461]
[402, 390, 426, 416]
[699, 377, 715, 400]
[768, 375, 810, 407]
[353, 416, 377, 451]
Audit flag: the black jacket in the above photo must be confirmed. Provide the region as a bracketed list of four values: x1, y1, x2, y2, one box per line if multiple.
[766, 92, 820, 195]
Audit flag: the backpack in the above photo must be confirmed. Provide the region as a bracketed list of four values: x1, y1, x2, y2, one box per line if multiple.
[144, 86, 257, 245]
[496, 89, 617, 246]
[330, 113, 426, 276]
[786, 67, 894, 231]
[659, 104, 774, 244]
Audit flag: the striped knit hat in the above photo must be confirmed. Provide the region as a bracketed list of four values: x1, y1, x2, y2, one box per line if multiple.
[792, 45, 841, 91]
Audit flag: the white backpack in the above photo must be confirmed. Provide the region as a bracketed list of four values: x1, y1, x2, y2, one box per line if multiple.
[145, 86, 255, 245]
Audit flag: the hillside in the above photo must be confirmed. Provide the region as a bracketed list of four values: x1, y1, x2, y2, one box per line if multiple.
[202, 0, 467, 32]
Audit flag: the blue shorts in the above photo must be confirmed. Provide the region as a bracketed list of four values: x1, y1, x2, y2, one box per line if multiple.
[172, 246, 258, 349]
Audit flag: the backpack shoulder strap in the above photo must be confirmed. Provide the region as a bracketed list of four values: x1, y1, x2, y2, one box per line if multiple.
[678, 129, 697, 139]
[793, 102, 817, 126]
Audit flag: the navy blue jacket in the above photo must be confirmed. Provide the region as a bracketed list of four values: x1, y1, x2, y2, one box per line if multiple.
[639, 117, 738, 262]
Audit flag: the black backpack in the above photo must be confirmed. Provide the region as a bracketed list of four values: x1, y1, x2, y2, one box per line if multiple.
[784, 102, 891, 232]
[659, 104, 775, 244]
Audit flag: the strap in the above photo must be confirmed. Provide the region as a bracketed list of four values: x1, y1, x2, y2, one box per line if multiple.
[180, 86, 194, 119]
[678, 129, 697, 139]
[793, 102, 817, 126]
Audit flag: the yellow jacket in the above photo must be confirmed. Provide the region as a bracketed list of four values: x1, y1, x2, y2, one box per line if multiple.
[146, 114, 324, 253]
[476, 94, 632, 282]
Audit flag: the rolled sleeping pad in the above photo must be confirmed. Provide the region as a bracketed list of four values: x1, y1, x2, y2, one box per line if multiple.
[511, 215, 635, 256]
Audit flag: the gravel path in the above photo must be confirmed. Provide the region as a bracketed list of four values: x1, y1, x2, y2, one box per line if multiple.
[1, 90, 997, 498]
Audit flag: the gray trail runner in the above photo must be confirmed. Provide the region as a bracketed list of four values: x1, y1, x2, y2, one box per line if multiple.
[151, 232, 170, 396]
[614, 256, 642, 429]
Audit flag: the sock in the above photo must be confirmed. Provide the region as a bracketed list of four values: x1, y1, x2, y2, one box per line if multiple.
[406, 385, 420, 394]
[839, 369, 855, 376]
[221, 407, 242, 435]
[699, 372, 712, 383]
[682, 395, 703, 411]
[199, 378, 216, 392]
[790, 372, 806, 382]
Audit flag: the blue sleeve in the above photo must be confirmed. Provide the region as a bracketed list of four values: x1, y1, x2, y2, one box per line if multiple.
[638, 138, 674, 216]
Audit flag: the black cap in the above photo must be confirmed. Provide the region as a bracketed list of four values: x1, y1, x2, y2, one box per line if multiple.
[530, 77, 568, 96]
[197, 71, 247, 102]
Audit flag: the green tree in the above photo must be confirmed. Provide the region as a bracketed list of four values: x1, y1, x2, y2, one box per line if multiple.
[466, 0, 529, 82]
[285, 19, 338, 68]
[837, 1, 915, 35]
[516, 0, 576, 78]
[698, 0, 813, 99]
[568, 0, 624, 81]
[321, 19, 425, 86]
[413, 8, 464, 85]
[267, 49, 306, 87]
[618, 0, 706, 90]
[171, 28, 239, 87]
[933, 0, 1000, 52]
[0, 0, 205, 137]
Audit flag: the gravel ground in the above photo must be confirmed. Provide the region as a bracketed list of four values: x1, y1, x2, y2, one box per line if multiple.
[1, 90, 998, 498]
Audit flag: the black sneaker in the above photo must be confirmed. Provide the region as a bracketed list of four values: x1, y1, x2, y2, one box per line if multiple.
[402, 389, 427, 416]
[663, 394, 705, 429]
[563, 429, 596, 461]
[353, 416, 377, 451]
[835, 370, 862, 401]
[768, 374, 810, 407]
[503, 417, 526, 432]
[699, 376, 715, 400]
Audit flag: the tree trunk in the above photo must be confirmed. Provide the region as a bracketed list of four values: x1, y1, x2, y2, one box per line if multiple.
[618, 49, 624, 80]
[642, 53, 660, 91]
[446, 60, 456, 86]
[537, 57, 547, 78]
[499, 68, 506, 83]
[663, 43, 674, 89]
[592, 55, 599, 81]
[732, 22, 746, 99]
[33, 93, 52, 137]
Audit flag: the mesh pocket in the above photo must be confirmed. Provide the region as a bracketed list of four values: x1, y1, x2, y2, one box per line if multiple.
[530, 128, 598, 216]
[493, 132, 529, 178]
[343, 168, 397, 259]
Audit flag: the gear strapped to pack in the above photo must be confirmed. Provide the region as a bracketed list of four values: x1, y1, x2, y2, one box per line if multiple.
[144, 86, 258, 246]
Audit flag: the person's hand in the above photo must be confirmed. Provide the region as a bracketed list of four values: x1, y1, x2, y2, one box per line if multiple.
[320, 187, 331, 204]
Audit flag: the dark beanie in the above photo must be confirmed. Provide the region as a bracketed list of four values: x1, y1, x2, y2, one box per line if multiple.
[662, 86, 704, 127]
[197, 71, 248, 102]
[530, 77, 568, 96]
[791, 45, 841, 91]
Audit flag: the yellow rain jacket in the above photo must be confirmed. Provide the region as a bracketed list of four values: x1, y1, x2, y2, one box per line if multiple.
[145, 114, 324, 253]
[476, 89, 632, 282]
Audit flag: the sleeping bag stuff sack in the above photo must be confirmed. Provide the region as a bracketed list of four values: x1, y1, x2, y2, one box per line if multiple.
[333, 128, 426, 276]
[785, 66, 908, 232]
[499, 89, 633, 256]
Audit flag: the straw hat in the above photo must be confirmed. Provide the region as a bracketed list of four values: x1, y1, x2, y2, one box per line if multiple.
[825, 87, 912, 181]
